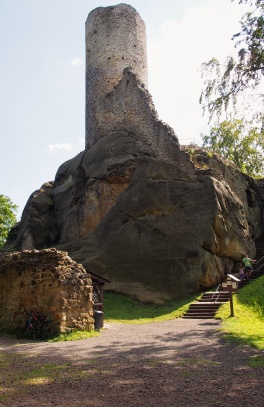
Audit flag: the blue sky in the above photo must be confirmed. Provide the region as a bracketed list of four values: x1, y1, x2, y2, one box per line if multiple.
[0, 0, 247, 218]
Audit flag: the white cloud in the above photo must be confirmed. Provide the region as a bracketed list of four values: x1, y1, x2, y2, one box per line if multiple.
[71, 58, 83, 66]
[147, 0, 248, 144]
[48, 143, 73, 154]
[47, 137, 85, 155]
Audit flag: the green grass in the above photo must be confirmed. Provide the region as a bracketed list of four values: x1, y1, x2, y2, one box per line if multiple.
[0, 292, 198, 342]
[248, 355, 264, 367]
[0, 352, 101, 402]
[45, 291, 199, 336]
[49, 329, 99, 342]
[0, 326, 99, 343]
[104, 291, 199, 323]
[216, 275, 264, 350]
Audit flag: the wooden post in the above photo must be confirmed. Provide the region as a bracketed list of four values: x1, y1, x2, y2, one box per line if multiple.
[229, 288, 234, 317]
[222, 275, 239, 317]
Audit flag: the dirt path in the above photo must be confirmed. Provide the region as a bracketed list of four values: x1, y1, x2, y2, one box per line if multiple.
[0, 319, 263, 407]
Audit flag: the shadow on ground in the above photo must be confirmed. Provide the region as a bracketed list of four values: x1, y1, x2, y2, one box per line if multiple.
[0, 319, 263, 407]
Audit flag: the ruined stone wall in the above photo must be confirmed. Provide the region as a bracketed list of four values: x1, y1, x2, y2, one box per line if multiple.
[91, 68, 180, 159]
[85, 3, 148, 149]
[0, 249, 94, 333]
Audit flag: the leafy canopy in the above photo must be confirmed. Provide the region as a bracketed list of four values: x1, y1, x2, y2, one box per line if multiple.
[0, 195, 18, 249]
[202, 119, 264, 176]
[200, 0, 264, 129]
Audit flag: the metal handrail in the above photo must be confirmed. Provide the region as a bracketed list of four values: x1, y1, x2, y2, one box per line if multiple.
[256, 260, 264, 272]
[211, 284, 221, 303]
[256, 255, 264, 265]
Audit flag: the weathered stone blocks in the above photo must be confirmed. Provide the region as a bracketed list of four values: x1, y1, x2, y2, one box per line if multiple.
[0, 248, 94, 333]
[85, 3, 148, 149]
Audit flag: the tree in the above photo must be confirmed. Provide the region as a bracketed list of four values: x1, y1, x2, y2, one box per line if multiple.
[200, 0, 264, 130]
[0, 195, 18, 249]
[202, 119, 264, 176]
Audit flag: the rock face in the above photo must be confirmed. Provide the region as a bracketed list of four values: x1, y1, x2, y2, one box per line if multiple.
[0, 249, 94, 332]
[3, 4, 264, 303]
[5, 134, 264, 303]
[8, 182, 59, 250]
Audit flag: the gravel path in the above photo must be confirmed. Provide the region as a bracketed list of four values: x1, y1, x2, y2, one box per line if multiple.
[0, 318, 264, 406]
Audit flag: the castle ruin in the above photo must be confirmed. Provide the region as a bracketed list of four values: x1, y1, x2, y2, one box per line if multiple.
[85, 4, 148, 149]
[2, 3, 263, 307]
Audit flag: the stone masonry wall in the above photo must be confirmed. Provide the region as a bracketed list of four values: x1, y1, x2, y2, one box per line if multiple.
[0, 249, 94, 333]
[93, 68, 180, 160]
[85, 3, 148, 149]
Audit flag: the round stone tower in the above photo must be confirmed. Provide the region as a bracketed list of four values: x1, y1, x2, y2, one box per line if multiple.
[85, 3, 148, 149]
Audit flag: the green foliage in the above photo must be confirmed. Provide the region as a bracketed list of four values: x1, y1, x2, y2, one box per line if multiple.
[216, 274, 264, 349]
[104, 291, 199, 323]
[188, 148, 195, 155]
[202, 118, 264, 176]
[200, 0, 264, 130]
[0, 195, 18, 249]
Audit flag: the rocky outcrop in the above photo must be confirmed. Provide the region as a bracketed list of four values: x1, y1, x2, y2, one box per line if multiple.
[5, 133, 264, 303]
[0, 249, 94, 332]
[7, 182, 59, 250]
[4, 4, 264, 306]
[4, 68, 264, 304]
[188, 148, 264, 241]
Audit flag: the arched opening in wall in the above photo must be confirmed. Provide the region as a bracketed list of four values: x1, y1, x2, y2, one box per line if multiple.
[246, 189, 253, 208]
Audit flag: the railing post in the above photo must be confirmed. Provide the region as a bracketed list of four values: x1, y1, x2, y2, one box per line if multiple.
[229, 288, 234, 317]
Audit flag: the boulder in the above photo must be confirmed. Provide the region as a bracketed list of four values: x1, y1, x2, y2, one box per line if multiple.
[4, 72, 264, 303]
[5, 182, 59, 250]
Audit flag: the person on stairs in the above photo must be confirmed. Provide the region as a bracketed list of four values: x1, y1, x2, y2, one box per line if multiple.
[242, 255, 256, 280]
[239, 266, 245, 280]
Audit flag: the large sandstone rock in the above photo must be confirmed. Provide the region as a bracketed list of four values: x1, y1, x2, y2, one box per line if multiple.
[4, 71, 264, 303]
[7, 182, 59, 250]
[5, 136, 263, 303]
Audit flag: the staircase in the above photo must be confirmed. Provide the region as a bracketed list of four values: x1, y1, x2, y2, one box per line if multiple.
[252, 234, 264, 277]
[182, 290, 230, 319]
[182, 234, 264, 319]
[239, 234, 264, 288]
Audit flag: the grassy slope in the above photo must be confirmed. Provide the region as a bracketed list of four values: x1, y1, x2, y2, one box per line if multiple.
[104, 291, 199, 324]
[105, 276, 264, 351]
[4, 277, 264, 347]
[216, 275, 264, 350]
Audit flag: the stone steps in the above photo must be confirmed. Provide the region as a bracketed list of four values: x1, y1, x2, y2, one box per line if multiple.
[182, 291, 229, 319]
[182, 235, 264, 319]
